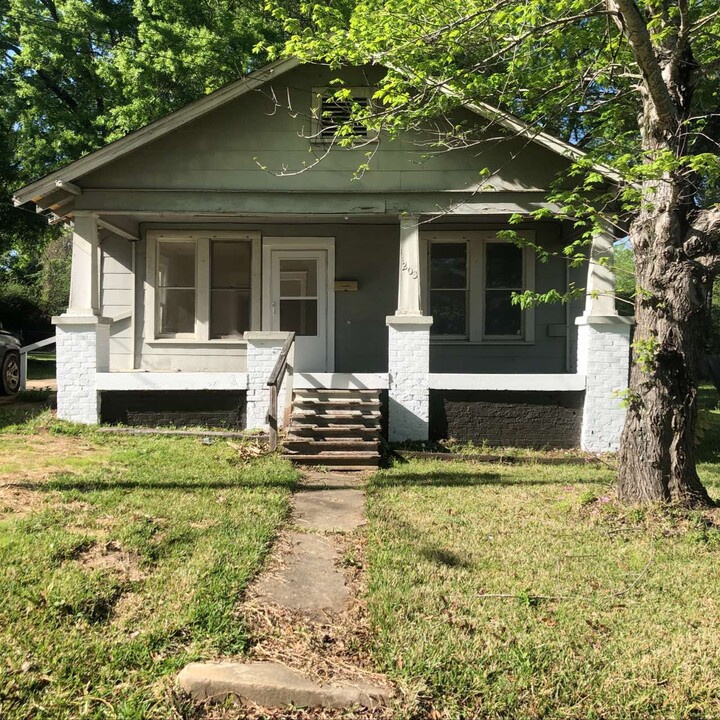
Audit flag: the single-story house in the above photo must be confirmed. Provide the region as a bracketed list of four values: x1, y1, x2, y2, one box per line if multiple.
[13, 58, 632, 458]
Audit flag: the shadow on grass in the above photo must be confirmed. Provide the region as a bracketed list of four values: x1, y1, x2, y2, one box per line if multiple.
[36, 473, 297, 493]
[0, 403, 49, 430]
[371, 469, 606, 488]
[420, 545, 474, 569]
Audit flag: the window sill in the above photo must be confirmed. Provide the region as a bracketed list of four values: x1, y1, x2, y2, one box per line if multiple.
[146, 339, 248, 347]
[431, 339, 535, 346]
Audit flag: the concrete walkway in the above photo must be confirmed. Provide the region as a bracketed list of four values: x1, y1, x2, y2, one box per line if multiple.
[177, 470, 393, 711]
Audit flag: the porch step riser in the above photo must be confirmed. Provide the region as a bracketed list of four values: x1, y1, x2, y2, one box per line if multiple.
[288, 425, 380, 437]
[291, 414, 381, 426]
[285, 441, 380, 454]
[293, 390, 380, 401]
[283, 389, 383, 468]
[293, 401, 381, 411]
[283, 454, 380, 467]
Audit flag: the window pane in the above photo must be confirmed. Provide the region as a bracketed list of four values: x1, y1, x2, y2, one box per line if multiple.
[430, 290, 467, 336]
[211, 241, 251, 289]
[158, 289, 195, 334]
[430, 243, 466, 288]
[486, 243, 523, 288]
[279, 258, 318, 297]
[158, 242, 195, 288]
[485, 290, 522, 336]
[211, 289, 250, 339]
[280, 299, 318, 336]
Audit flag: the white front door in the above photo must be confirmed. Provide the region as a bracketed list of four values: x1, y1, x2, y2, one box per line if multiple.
[263, 241, 334, 371]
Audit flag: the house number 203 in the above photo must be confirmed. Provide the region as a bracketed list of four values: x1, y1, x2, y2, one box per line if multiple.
[401, 261, 418, 279]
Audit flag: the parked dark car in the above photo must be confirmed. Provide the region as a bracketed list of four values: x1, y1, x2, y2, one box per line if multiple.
[0, 323, 21, 396]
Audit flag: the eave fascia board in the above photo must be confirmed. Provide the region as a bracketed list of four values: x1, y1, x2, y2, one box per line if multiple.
[380, 60, 626, 187]
[12, 57, 302, 206]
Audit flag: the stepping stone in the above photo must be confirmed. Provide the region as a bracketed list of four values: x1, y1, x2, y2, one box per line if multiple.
[177, 661, 391, 709]
[253, 532, 348, 621]
[293, 488, 366, 532]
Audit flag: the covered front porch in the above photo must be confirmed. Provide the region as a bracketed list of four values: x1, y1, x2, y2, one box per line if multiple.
[53, 207, 632, 452]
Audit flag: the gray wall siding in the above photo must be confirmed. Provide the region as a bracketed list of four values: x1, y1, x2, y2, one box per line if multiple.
[80, 65, 570, 197]
[100, 234, 133, 371]
[99, 219, 584, 375]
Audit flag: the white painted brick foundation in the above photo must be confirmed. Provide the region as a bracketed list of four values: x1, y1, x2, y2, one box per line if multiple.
[53, 316, 111, 424]
[386, 315, 432, 442]
[244, 332, 293, 431]
[576, 316, 633, 452]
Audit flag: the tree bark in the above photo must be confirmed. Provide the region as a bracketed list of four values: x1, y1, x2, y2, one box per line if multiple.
[613, 0, 717, 506]
[617, 194, 715, 506]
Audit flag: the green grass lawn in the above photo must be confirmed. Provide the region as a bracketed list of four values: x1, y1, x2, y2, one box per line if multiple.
[0, 409, 297, 719]
[26, 353, 56, 381]
[367, 389, 720, 719]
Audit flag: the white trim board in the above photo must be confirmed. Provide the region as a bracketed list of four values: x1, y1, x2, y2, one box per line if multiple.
[429, 373, 586, 392]
[294, 373, 388, 390]
[96, 372, 248, 391]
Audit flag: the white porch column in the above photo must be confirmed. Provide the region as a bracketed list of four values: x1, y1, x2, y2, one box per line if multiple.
[576, 228, 633, 452]
[397, 214, 422, 315]
[67, 212, 101, 316]
[53, 213, 110, 424]
[387, 214, 433, 442]
[244, 332, 294, 431]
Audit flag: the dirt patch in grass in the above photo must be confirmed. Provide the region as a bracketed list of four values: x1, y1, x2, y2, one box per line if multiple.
[0, 433, 109, 520]
[75, 540, 147, 583]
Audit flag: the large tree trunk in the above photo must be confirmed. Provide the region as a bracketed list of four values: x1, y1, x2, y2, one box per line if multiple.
[611, 0, 716, 507]
[617, 195, 714, 506]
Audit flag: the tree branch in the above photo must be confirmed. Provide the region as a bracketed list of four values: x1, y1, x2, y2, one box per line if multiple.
[606, 0, 678, 130]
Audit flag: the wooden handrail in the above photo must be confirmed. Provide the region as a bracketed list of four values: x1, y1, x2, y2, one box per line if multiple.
[266, 332, 295, 451]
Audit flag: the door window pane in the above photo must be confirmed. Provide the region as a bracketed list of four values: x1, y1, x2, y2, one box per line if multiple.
[280, 300, 318, 336]
[278, 257, 319, 336]
[210, 241, 251, 338]
[279, 258, 318, 296]
[158, 288, 195, 334]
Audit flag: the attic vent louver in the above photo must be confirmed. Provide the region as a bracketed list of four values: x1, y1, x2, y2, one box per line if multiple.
[319, 96, 370, 141]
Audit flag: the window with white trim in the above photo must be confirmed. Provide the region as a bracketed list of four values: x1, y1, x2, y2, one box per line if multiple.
[426, 231, 535, 342]
[148, 231, 260, 341]
[311, 87, 376, 145]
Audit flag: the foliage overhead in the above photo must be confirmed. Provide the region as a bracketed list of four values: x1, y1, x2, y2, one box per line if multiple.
[273, 0, 720, 217]
[0, 0, 324, 265]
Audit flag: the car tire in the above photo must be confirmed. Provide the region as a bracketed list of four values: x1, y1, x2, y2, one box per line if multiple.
[1, 352, 21, 396]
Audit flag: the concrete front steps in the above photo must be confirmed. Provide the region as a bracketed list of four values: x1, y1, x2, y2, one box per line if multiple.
[282, 389, 382, 468]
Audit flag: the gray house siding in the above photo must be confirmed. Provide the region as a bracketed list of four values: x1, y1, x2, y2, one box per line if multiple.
[99, 219, 582, 375]
[78, 64, 572, 198]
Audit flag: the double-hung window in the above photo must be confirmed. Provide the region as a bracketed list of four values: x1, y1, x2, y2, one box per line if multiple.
[426, 231, 535, 342]
[148, 231, 260, 341]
